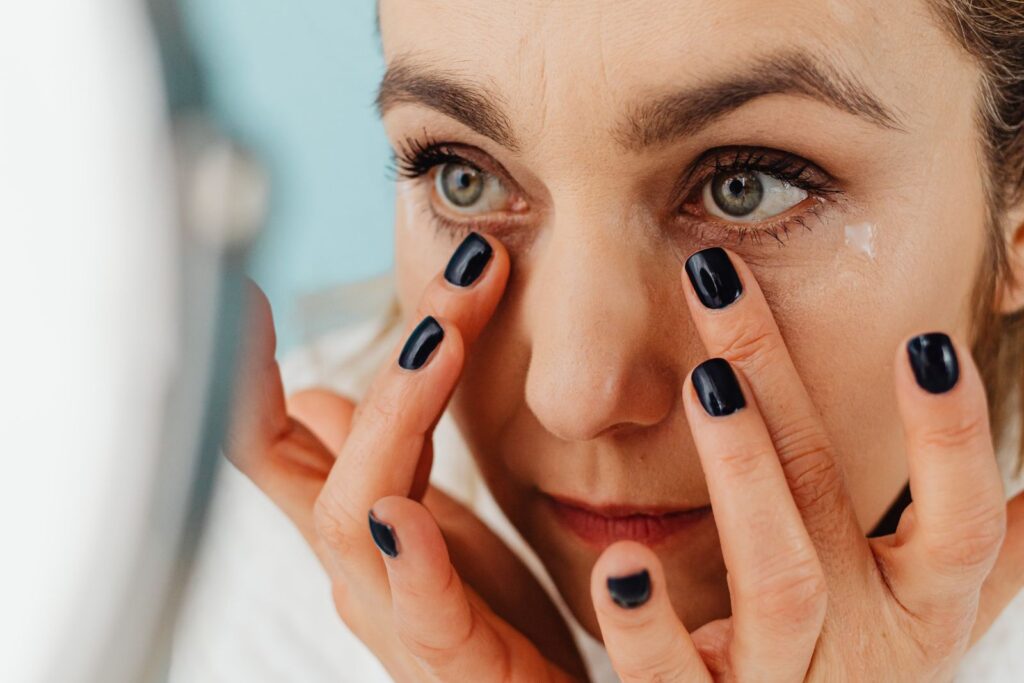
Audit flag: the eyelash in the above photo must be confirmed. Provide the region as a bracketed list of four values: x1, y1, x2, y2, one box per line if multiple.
[388, 135, 841, 246]
[675, 146, 841, 247]
[389, 135, 502, 240]
[390, 135, 475, 181]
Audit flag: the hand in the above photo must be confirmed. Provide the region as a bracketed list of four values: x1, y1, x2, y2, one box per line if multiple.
[224, 233, 588, 682]
[585, 246, 1024, 681]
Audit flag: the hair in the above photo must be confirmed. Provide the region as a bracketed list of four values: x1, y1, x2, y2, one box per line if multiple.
[929, 1, 1024, 471]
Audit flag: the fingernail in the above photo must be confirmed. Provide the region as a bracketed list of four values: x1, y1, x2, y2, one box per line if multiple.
[607, 569, 651, 609]
[692, 357, 746, 416]
[444, 232, 493, 287]
[907, 332, 959, 394]
[398, 316, 444, 370]
[368, 509, 399, 558]
[685, 247, 743, 309]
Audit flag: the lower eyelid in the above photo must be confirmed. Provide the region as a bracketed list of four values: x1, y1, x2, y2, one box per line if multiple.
[680, 194, 835, 248]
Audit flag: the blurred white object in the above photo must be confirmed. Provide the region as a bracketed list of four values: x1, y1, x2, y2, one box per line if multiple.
[0, 2, 264, 682]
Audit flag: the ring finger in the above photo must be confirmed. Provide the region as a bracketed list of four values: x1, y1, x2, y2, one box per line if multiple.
[683, 357, 826, 682]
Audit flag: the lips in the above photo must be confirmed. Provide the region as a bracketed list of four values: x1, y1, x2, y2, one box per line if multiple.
[543, 492, 711, 548]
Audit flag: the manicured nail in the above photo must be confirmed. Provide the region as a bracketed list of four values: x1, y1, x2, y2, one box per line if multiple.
[685, 247, 743, 309]
[692, 357, 746, 416]
[444, 232, 493, 287]
[607, 569, 651, 609]
[368, 509, 399, 558]
[907, 332, 959, 394]
[398, 316, 444, 370]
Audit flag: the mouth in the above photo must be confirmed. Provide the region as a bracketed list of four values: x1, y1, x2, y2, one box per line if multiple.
[542, 491, 712, 548]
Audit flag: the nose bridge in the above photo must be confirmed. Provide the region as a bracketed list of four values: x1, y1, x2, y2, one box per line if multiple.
[523, 209, 679, 442]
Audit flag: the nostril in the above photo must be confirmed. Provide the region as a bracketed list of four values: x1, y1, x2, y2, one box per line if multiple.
[594, 422, 644, 439]
[524, 360, 678, 442]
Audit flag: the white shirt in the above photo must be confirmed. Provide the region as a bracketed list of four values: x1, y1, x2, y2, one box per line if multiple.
[170, 283, 1024, 682]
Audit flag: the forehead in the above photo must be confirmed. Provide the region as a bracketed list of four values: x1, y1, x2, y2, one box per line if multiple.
[378, 0, 952, 142]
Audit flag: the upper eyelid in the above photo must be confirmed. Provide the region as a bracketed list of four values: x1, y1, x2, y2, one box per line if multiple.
[670, 147, 835, 204]
[393, 137, 521, 189]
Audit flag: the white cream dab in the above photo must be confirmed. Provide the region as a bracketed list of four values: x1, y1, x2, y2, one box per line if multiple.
[844, 222, 877, 261]
[395, 182, 420, 231]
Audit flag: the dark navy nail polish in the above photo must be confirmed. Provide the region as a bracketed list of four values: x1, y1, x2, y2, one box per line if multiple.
[907, 332, 959, 394]
[368, 509, 398, 558]
[607, 569, 651, 609]
[444, 232, 493, 287]
[692, 357, 746, 417]
[398, 316, 444, 370]
[685, 247, 743, 309]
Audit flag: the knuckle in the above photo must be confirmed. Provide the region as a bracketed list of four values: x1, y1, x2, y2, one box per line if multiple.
[744, 552, 828, 626]
[615, 630, 698, 683]
[618, 653, 692, 683]
[911, 615, 972, 664]
[716, 443, 775, 481]
[406, 561, 460, 603]
[926, 505, 1006, 571]
[312, 490, 363, 559]
[782, 441, 845, 517]
[400, 606, 479, 664]
[366, 385, 405, 428]
[722, 318, 777, 368]
[915, 412, 989, 452]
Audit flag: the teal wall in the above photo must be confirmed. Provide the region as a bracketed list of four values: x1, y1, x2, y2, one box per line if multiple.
[183, 0, 394, 351]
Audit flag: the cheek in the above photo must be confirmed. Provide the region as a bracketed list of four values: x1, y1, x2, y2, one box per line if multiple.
[750, 187, 987, 524]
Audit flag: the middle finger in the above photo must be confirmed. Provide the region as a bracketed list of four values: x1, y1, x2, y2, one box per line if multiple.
[681, 246, 871, 574]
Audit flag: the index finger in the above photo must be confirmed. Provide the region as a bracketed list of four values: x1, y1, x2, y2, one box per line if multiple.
[313, 232, 509, 579]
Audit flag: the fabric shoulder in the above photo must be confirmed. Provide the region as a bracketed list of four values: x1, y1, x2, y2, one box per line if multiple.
[278, 274, 404, 401]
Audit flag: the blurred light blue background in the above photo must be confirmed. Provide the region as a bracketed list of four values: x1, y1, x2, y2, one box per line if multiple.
[183, 0, 394, 352]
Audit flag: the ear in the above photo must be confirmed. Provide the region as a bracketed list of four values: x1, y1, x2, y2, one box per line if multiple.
[996, 203, 1024, 315]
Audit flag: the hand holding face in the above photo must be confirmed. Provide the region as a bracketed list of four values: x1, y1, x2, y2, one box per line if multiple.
[588, 246, 1024, 681]
[225, 233, 590, 682]
[226, 230, 1024, 683]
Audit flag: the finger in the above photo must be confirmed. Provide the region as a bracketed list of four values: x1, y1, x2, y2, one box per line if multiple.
[681, 247, 868, 567]
[223, 281, 341, 547]
[224, 279, 290, 472]
[882, 332, 1006, 626]
[682, 358, 826, 682]
[972, 491, 1024, 646]
[313, 233, 509, 580]
[422, 487, 590, 680]
[370, 496, 573, 683]
[286, 388, 356, 456]
[591, 540, 710, 683]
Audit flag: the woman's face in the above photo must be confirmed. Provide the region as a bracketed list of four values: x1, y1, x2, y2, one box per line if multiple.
[378, 0, 989, 637]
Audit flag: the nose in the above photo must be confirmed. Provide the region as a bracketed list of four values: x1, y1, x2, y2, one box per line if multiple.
[522, 219, 681, 442]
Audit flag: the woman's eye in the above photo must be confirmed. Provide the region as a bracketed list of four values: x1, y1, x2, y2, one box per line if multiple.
[702, 170, 808, 223]
[435, 162, 510, 214]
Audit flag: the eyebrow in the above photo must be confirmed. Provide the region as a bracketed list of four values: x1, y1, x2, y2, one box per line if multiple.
[375, 49, 903, 153]
[617, 50, 904, 150]
[375, 54, 521, 151]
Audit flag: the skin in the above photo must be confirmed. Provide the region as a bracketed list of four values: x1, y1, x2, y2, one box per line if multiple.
[225, 0, 1024, 680]
[381, 0, 1019, 638]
